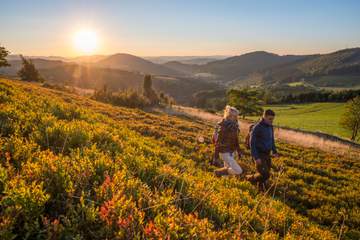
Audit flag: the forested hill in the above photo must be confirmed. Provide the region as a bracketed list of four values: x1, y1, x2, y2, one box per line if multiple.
[164, 48, 360, 87]
[0, 78, 359, 239]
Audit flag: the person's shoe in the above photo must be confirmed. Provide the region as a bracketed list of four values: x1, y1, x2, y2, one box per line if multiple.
[214, 168, 229, 177]
[258, 182, 271, 193]
[211, 158, 224, 168]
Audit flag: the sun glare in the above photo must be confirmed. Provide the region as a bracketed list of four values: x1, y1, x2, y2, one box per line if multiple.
[73, 29, 98, 54]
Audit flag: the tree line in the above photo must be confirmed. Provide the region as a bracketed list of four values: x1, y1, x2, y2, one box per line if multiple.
[277, 90, 360, 104]
[91, 75, 174, 109]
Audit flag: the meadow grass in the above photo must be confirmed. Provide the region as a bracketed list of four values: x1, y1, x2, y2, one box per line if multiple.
[249, 103, 352, 140]
[0, 78, 359, 239]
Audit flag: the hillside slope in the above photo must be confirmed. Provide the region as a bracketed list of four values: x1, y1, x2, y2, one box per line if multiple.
[199, 51, 307, 82]
[0, 61, 219, 105]
[255, 48, 360, 87]
[96, 53, 182, 76]
[162, 48, 360, 88]
[0, 78, 359, 239]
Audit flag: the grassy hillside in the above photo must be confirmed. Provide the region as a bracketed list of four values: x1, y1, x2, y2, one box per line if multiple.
[249, 103, 350, 140]
[0, 78, 359, 239]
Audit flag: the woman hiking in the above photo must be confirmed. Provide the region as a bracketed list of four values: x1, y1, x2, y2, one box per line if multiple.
[213, 105, 243, 177]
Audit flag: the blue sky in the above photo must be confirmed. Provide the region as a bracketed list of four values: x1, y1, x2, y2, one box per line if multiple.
[1, 0, 359, 56]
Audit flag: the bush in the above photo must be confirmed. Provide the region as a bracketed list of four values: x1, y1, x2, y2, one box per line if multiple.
[92, 88, 152, 109]
[33, 120, 92, 154]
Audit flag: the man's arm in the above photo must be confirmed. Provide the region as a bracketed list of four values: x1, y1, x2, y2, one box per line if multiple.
[250, 125, 259, 159]
[271, 126, 277, 154]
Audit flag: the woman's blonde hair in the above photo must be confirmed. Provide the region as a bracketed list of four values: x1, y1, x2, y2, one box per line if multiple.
[223, 105, 239, 119]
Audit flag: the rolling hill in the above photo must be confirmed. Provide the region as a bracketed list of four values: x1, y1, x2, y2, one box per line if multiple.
[253, 48, 360, 87]
[199, 51, 308, 82]
[162, 48, 360, 88]
[0, 78, 359, 239]
[145, 56, 227, 64]
[0, 58, 219, 105]
[162, 51, 309, 81]
[163, 61, 199, 75]
[96, 53, 183, 76]
[0, 58, 69, 76]
[2, 48, 360, 108]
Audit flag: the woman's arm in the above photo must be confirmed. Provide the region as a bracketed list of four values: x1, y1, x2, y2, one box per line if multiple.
[214, 125, 223, 159]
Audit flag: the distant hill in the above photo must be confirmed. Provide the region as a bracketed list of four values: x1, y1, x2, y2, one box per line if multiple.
[0, 58, 218, 105]
[248, 48, 360, 87]
[160, 48, 360, 88]
[39, 64, 219, 104]
[6, 54, 68, 61]
[298, 48, 360, 75]
[161, 51, 309, 81]
[70, 55, 107, 63]
[0, 58, 68, 76]
[162, 61, 199, 75]
[3, 48, 360, 100]
[198, 51, 308, 82]
[145, 55, 227, 64]
[96, 53, 183, 76]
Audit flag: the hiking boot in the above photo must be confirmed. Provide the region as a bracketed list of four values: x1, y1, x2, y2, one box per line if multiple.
[214, 168, 229, 177]
[258, 183, 265, 192]
[211, 157, 224, 168]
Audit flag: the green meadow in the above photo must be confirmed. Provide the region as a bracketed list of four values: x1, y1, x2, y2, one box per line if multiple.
[249, 102, 352, 140]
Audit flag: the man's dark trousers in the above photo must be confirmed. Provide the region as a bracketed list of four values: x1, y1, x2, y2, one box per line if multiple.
[250, 152, 272, 190]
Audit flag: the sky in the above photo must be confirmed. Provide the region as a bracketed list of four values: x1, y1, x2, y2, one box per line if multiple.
[1, 0, 360, 57]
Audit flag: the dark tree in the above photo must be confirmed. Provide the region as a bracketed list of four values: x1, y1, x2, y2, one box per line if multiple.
[143, 74, 152, 92]
[143, 75, 158, 105]
[340, 96, 360, 141]
[227, 88, 263, 118]
[18, 55, 44, 82]
[0, 46, 10, 67]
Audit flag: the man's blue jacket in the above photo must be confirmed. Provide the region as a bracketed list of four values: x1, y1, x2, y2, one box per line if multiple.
[250, 119, 277, 159]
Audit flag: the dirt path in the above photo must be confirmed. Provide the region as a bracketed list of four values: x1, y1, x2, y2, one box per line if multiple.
[165, 105, 360, 157]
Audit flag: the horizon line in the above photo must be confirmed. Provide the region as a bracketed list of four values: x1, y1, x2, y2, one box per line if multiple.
[5, 46, 360, 59]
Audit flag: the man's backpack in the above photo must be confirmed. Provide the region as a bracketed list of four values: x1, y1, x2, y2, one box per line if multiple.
[245, 123, 256, 149]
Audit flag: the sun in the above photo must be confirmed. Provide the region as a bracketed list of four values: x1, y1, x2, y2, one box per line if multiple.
[73, 29, 98, 54]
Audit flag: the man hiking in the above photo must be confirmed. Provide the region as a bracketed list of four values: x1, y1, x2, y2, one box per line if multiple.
[213, 105, 243, 177]
[246, 109, 279, 191]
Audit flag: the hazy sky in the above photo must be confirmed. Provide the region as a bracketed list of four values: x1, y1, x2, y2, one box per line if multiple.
[1, 0, 359, 57]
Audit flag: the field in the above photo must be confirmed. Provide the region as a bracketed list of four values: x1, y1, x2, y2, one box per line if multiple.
[310, 75, 360, 88]
[249, 103, 351, 140]
[0, 78, 359, 239]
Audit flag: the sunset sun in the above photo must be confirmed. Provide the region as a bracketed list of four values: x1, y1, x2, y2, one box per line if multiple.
[73, 29, 98, 54]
